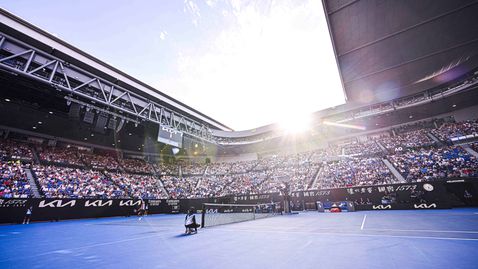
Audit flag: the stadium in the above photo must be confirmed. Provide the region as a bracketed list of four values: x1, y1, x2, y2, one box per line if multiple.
[1, 1, 478, 268]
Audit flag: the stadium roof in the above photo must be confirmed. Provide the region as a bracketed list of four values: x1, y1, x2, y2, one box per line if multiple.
[323, 0, 478, 105]
[0, 8, 233, 132]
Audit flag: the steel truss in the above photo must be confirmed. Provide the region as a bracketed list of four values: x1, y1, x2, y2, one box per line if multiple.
[0, 33, 213, 142]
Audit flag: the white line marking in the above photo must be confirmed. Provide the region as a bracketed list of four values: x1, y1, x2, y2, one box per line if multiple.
[0, 232, 176, 262]
[211, 227, 478, 241]
[365, 228, 478, 234]
[360, 215, 367, 230]
[52, 249, 72, 254]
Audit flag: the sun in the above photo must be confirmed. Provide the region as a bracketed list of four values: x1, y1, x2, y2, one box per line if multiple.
[278, 113, 312, 135]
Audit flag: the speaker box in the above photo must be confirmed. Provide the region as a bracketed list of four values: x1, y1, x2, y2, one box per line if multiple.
[68, 103, 80, 119]
[94, 112, 108, 134]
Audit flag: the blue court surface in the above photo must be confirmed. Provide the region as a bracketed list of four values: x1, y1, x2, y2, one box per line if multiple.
[1, 208, 478, 269]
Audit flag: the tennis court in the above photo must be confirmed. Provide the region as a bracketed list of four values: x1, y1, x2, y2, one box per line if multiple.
[1, 208, 478, 269]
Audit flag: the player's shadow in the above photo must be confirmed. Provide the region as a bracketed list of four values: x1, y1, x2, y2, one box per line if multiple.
[174, 233, 195, 238]
[138, 231, 161, 234]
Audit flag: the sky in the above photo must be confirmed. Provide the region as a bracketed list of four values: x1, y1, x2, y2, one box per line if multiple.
[0, 0, 345, 131]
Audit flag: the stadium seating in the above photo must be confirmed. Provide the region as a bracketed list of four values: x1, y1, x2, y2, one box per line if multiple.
[1, 118, 478, 199]
[431, 120, 478, 142]
[33, 165, 127, 199]
[161, 175, 198, 199]
[342, 140, 382, 156]
[0, 161, 32, 198]
[388, 146, 478, 181]
[120, 158, 153, 174]
[80, 153, 122, 171]
[380, 129, 436, 152]
[0, 139, 34, 161]
[37, 146, 84, 167]
[108, 172, 167, 199]
[181, 163, 207, 175]
[313, 157, 395, 189]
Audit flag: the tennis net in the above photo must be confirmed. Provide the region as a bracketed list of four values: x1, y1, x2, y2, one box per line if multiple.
[201, 202, 280, 228]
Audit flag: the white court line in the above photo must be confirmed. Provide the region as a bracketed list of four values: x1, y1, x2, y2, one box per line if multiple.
[83, 215, 184, 225]
[360, 215, 367, 230]
[210, 227, 478, 242]
[0, 231, 177, 263]
[364, 228, 478, 234]
[86, 222, 180, 228]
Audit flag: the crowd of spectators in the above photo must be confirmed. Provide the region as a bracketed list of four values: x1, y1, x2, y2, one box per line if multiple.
[394, 94, 427, 107]
[205, 162, 232, 175]
[313, 157, 395, 189]
[393, 120, 438, 134]
[470, 143, 478, 153]
[380, 129, 435, 152]
[341, 140, 382, 156]
[161, 175, 198, 199]
[37, 146, 84, 167]
[230, 160, 258, 173]
[108, 172, 167, 199]
[0, 139, 34, 161]
[309, 146, 341, 162]
[388, 146, 478, 181]
[224, 172, 271, 195]
[2, 117, 478, 199]
[153, 163, 179, 175]
[253, 155, 287, 171]
[80, 153, 121, 171]
[120, 158, 153, 174]
[193, 174, 230, 197]
[34, 165, 127, 198]
[431, 120, 478, 142]
[181, 163, 206, 175]
[0, 161, 31, 198]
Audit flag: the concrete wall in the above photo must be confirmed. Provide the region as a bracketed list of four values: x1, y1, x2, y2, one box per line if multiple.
[214, 153, 258, 163]
[434, 104, 478, 122]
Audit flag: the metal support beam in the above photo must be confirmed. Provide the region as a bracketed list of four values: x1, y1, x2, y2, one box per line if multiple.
[0, 32, 214, 142]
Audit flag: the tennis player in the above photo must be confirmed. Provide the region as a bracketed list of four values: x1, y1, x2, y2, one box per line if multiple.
[23, 206, 33, 224]
[137, 198, 146, 220]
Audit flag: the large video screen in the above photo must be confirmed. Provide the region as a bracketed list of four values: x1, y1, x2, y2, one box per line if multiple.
[157, 125, 183, 148]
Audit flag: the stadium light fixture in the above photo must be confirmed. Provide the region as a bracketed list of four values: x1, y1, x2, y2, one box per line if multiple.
[322, 120, 366, 130]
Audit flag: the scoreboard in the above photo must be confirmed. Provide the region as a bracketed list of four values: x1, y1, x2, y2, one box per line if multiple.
[157, 125, 183, 148]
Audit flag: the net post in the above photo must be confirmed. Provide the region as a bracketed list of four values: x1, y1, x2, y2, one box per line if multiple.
[201, 204, 205, 228]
